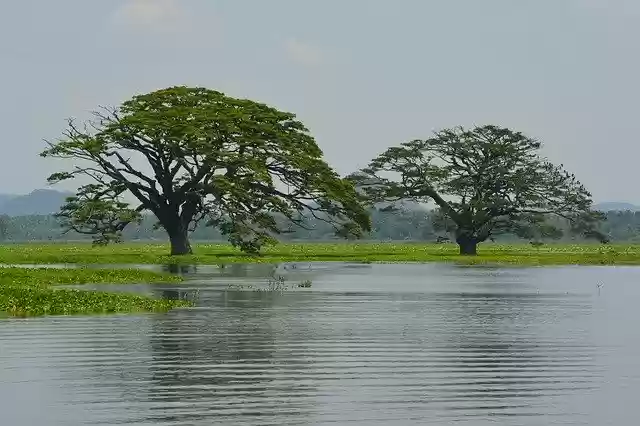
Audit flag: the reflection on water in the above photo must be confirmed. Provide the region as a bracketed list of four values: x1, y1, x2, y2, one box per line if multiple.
[1, 263, 639, 425]
[162, 263, 198, 275]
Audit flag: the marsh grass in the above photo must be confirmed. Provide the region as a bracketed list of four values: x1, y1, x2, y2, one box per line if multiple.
[0, 267, 184, 287]
[1, 241, 640, 266]
[298, 279, 313, 288]
[0, 267, 190, 318]
[226, 275, 290, 293]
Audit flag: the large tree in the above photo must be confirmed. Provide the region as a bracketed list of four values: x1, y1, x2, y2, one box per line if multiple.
[351, 125, 607, 255]
[41, 86, 370, 255]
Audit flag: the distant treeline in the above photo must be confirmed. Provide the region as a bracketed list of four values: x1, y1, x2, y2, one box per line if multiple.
[1, 209, 640, 243]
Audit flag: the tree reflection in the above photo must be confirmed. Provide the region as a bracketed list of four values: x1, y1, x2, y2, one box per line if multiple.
[142, 288, 314, 424]
[162, 263, 198, 275]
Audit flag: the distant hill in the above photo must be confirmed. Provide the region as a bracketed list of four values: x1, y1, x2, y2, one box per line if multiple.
[594, 202, 640, 212]
[0, 189, 74, 216]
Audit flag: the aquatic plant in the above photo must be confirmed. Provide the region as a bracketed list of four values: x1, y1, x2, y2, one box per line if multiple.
[297, 279, 312, 288]
[0, 267, 190, 318]
[0, 266, 183, 286]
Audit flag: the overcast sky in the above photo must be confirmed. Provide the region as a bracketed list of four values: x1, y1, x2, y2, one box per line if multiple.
[1, 0, 638, 202]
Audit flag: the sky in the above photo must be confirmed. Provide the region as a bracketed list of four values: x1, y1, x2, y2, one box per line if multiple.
[1, 0, 638, 203]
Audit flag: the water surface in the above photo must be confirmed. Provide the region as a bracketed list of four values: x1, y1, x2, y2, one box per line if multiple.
[1, 263, 638, 425]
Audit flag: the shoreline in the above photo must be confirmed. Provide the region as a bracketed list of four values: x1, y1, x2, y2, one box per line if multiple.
[1, 242, 639, 266]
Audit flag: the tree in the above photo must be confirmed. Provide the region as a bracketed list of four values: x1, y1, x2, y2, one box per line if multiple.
[0, 214, 9, 241]
[41, 86, 370, 255]
[351, 125, 607, 255]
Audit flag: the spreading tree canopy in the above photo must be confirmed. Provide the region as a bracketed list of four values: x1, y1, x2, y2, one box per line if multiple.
[351, 125, 607, 255]
[41, 86, 371, 255]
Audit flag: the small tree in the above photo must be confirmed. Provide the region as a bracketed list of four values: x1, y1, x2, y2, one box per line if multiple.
[42, 86, 370, 255]
[0, 214, 9, 241]
[351, 125, 606, 255]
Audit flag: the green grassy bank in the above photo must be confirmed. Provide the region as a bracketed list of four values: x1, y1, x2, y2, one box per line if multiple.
[1, 241, 640, 266]
[0, 267, 191, 318]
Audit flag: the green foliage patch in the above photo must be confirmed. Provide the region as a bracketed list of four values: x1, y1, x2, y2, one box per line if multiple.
[1, 241, 640, 266]
[0, 266, 190, 318]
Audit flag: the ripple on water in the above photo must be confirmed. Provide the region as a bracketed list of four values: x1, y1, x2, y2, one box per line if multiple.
[1, 263, 639, 425]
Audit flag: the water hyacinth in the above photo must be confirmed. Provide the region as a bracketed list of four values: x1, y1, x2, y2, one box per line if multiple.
[0, 266, 191, 318]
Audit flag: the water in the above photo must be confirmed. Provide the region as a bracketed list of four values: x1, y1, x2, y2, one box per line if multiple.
[1, 263, 639, 425]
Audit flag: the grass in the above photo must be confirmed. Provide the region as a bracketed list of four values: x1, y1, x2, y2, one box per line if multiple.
[0, 266, 191, 318]
[0, 266, 184, 286]
[1, 241, 637, 317]
[1, 241, 640, 266]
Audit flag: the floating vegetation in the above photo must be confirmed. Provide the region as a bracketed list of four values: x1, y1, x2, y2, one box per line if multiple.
[225, 275, 292, 293]
[297, 279, 312, 288]
[265, 275, 288, 292]
[0, 267, 190, 318]
[0, 267, 183, 286]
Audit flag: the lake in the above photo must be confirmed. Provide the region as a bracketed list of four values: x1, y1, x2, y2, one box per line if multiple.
[1, 262, 638, 425]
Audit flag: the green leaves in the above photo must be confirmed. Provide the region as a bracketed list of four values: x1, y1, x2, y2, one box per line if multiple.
[358, 125, 606, 248]
[0, 267, 190, 317]
[46, 172, 75, 184]
[54, 183, 142, 246]
[42, 86, 371, 254]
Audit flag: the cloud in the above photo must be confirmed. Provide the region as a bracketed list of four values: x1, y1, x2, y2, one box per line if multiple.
[111, 0, 191, 32]
[284, 38, 324, 67]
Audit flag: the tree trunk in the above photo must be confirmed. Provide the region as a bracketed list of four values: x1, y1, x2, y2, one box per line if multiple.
[456, 235, 478, 256]
[168, 227, 192, 256]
